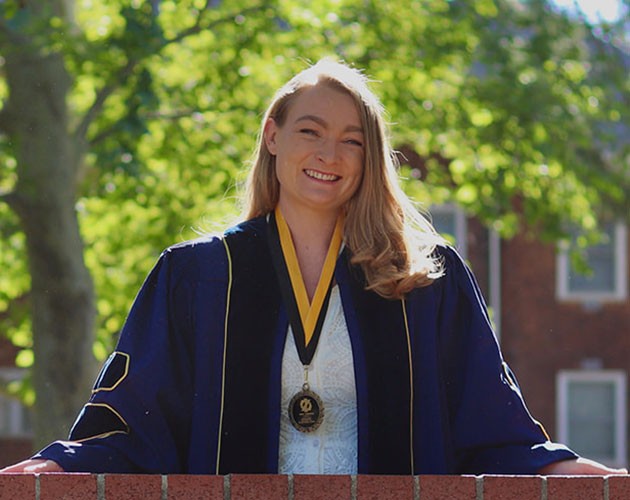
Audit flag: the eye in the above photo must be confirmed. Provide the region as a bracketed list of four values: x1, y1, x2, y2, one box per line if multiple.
[344, 138, 364, 147]
[299, 128, 319, 137]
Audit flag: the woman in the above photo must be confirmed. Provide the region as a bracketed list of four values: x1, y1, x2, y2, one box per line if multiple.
[2, 59, 625, 475]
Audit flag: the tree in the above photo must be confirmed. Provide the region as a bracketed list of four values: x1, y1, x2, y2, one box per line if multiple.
[1, 1, 100, 447]
[0, 0, 627, 448]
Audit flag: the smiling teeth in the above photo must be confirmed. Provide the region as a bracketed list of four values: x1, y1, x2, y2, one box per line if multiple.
[305, 170, 339, 181]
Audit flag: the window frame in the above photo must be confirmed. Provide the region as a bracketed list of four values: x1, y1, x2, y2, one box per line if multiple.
[429, 203, 468, 258]
[556, 222, 628, 303]
[0, 367, 32, 438]
[556, 369, 627, 468]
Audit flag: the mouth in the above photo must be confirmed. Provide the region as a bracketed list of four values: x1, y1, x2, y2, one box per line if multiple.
[304, 169, 340, 182]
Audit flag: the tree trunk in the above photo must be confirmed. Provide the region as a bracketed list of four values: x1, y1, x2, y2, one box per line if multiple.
[4, 43, 98, 448]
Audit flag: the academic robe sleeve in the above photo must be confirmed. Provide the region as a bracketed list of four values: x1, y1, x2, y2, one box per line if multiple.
[34, 245, 200, 473]
[436, 246, 578, 474]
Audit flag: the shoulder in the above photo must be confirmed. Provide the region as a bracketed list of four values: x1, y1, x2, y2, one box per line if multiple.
[429, 244, 490, 315]
[158, 217, 267, 282]
[160, 235, 227, 282]
[425, 244, 469, 289]
[223, 216, 268, 246]
[407, 244, 477, 303]
[433, 243, 466, 268]
[162, 216, 268, 279]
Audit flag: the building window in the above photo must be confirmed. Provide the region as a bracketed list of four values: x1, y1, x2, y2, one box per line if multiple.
[557, 370, 627, 468]
[556, 222, 628, 302]
[0, 368, 32, 438]
[430, 204, 467, 258]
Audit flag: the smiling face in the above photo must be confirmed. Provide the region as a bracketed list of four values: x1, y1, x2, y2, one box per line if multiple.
[264, 83, 365, 219]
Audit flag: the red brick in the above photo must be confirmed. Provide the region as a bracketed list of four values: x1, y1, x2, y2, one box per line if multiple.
[104, 474, 162, 500]
[293, 475, 350, 500]
[547, 476, 605, 500]
[167, 474, 223, 500]
[418, 475, 477, 500]
[6, 472, 628, 500]
[608, 475, 630, 500]
[0, 474, 35, 500]
[229, 474, 288, 500]
[39, 473, 97, 500]
[482, 475, 542, 500]
[356, 475, 413, 500]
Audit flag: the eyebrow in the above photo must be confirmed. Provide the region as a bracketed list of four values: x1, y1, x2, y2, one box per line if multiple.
[295, 114, 363, 133]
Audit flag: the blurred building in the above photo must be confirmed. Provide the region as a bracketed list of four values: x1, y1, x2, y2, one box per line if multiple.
[0, 339, 32, 467]
[434, 204, 629, 469]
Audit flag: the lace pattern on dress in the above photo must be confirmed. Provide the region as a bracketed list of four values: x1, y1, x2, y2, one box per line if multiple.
[278, 286, 358, 474]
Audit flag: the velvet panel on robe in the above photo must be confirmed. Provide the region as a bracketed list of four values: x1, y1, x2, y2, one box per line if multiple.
[35, 216, 577, 474]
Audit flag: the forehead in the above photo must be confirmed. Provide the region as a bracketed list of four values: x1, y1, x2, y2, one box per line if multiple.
[286, 84, 362, 125]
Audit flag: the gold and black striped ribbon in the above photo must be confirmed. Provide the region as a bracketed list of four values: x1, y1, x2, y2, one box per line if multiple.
[267, 207, 343, 366]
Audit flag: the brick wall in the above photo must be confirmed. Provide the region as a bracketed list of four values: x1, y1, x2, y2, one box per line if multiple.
[1, 474, 630, 499]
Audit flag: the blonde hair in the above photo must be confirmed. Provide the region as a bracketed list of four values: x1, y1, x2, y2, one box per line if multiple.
[243, 59, 443, 299]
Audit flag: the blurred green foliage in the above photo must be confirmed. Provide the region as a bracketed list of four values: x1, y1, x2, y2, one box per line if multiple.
[0, 0, 627, 404]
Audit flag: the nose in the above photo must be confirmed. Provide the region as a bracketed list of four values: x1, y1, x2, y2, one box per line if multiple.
[316, 138, 338, 164]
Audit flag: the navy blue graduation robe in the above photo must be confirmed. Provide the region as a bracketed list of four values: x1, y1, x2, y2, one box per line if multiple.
[36, 216, 577, 474]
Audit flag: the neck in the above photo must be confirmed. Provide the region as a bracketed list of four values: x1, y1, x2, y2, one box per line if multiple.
[280, 207, 338, 250]
[276, 204, 341, 300]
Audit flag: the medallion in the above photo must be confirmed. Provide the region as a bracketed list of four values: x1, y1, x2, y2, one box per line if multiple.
[269, 208, 343, 435]
[288, 383, 324, 433]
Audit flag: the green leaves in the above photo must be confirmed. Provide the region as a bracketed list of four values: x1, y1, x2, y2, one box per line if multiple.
[1, 0, 627, 390]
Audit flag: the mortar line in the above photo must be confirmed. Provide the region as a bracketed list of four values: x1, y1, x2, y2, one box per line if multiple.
[476, 476, 483, 500]
[97, 474, 105, 500]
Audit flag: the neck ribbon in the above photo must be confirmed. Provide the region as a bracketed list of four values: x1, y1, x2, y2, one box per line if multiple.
[267, 207, 344, 365]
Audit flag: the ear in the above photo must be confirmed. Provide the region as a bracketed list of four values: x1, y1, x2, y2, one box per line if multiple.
[263, 118, 279, 155]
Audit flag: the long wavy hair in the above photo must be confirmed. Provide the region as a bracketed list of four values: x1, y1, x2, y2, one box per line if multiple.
[243, 59, 443, 299]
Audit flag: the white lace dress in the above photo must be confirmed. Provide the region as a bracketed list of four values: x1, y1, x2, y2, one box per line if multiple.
[278, 285, 358, 474]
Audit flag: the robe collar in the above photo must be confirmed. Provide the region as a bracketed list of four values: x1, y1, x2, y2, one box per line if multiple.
[218, 216, 414, 474]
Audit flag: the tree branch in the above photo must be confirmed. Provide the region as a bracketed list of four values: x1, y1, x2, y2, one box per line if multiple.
[87, 123, 118, 147]
[89, 109, 194, 145]
[162, 3, 269, 48]
[89, 102, 262, 145]
[164, 0, 268, 46]
[77, 2, 269, 144]
[73, 57, 140, 143]
[88, 108, 200, 146]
